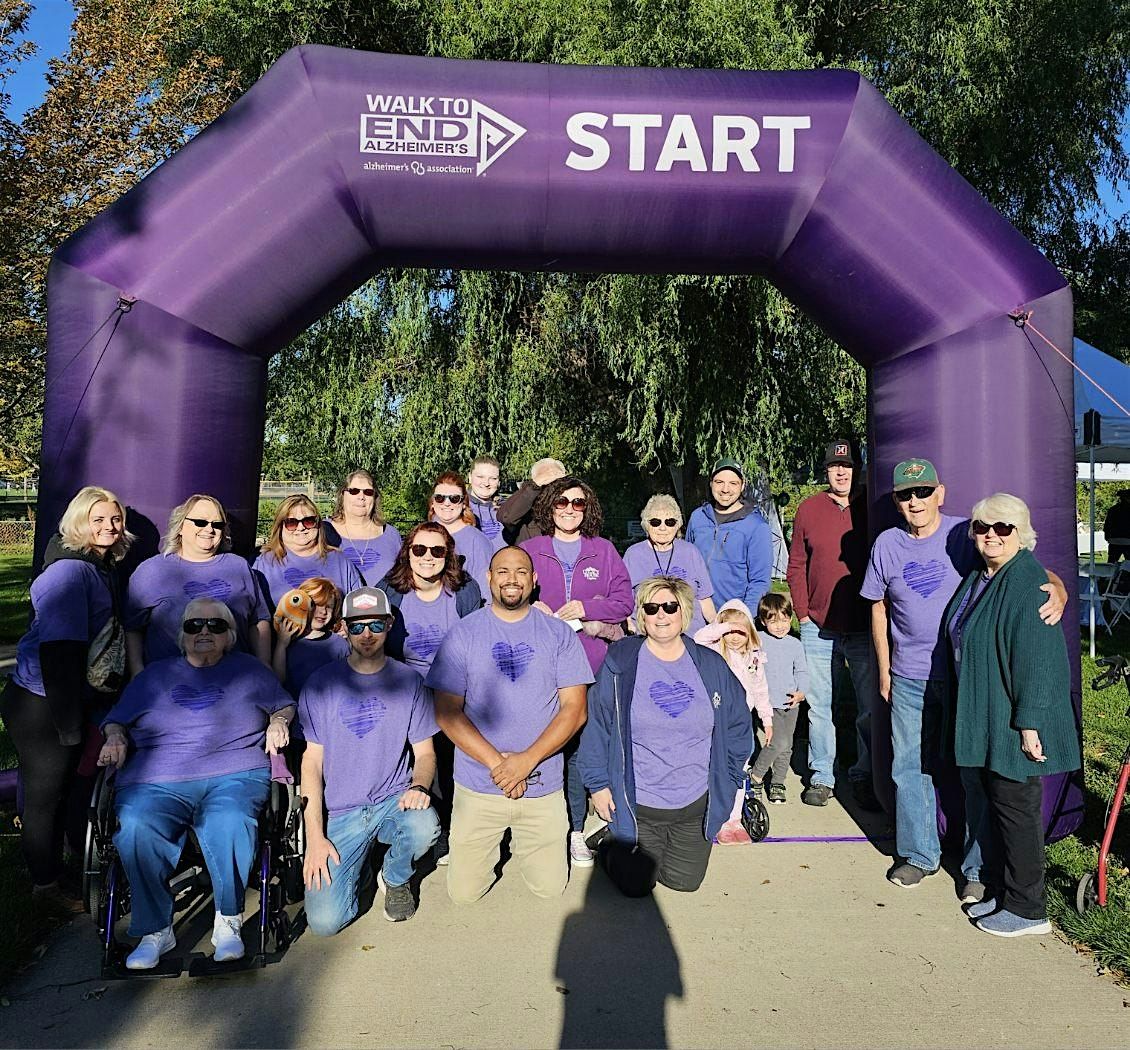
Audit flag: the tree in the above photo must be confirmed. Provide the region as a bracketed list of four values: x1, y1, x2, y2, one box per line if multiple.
[0, 0, 238, 469]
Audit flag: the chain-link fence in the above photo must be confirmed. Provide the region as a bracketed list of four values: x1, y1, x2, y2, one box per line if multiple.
[0, 520, 33, 550]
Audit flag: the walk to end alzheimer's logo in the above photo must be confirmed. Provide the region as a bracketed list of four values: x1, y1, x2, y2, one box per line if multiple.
[360, 94, 526, 177]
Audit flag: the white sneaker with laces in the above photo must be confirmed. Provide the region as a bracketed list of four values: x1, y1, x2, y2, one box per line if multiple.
[125, 926, 175, 970]
[212, 912, 245, 963]
[569, 831, 594, 867]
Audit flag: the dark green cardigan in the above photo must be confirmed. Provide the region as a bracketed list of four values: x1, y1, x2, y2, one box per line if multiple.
[944, 549, 1081, 782]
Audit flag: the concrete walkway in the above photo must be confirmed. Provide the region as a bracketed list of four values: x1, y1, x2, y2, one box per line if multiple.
[1, 797, 1124, 1049]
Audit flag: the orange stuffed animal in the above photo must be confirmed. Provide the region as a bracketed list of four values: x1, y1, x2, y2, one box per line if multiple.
[273, 588, 314, 635]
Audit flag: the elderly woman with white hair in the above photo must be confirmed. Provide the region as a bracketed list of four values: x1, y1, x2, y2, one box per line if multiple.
[623, 494, 716, 633]
[577, 577, 751, 897]
[944, 494, 1080, 939]
[97, 599, 295, 970]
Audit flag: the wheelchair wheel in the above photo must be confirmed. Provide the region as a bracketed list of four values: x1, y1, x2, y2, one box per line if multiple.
[83, 769, 115, 920]
[1075, 872, 1098, 914]
[740, 792, 771, 843]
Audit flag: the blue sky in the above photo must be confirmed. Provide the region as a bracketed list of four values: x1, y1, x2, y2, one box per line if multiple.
[3, 0, 1127, 223]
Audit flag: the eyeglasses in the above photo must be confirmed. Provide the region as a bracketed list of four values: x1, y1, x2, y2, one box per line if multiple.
[553, 497, 588, 511]
[641, 601, 681, 616]
[648, 517, 678, 528]
[433, 493, 464, 505]
[282, 515, 319, 532]
[185, 517, 225, 530]
[894, 487, 937, 502]
[346, 619, 390, 636]
[183, 618, 231, 635]
[411, 543, 446, 558]
[971, 520, 1016, 537]
[346, 487, 375, 497]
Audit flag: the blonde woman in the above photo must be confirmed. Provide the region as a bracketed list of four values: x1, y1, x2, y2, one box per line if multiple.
[577, 577, 751, 897]
[322, 469, 402, 584]
[1, 486, 133, 905]
[623, 494, 716, 632]
[125, 493, 271, 673]
[252, 494, 361, 608]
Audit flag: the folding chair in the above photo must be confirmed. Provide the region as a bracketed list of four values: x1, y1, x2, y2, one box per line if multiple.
[1079, 573, 1110, 634]
[1104, 562, 1130, 631]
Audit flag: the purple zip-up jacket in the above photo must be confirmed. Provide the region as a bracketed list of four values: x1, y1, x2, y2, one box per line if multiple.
[521, 535, 634, 674]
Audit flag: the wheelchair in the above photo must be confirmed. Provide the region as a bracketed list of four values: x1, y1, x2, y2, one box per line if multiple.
[82, 757, 306, 979]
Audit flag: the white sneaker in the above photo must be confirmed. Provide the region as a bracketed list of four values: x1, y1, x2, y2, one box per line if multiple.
[125, 926, 175, 970]
[211, 913, 245, 963]
[569, 831, 594, 868]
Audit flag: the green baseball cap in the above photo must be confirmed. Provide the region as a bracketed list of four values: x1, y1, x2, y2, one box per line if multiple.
[710, 458, 745, 481]
[892, 459, 940, 492]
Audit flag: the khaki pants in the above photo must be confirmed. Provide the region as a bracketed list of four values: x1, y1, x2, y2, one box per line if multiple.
[448, 784, 568, 903]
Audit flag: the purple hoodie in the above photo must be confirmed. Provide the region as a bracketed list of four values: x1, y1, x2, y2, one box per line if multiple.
[521, 535, 634, 673]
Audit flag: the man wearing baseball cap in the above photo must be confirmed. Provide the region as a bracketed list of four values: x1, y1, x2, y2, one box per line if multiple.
[786, 438, 878, 810]
[686, 458, 773, 609]
[862, 460, 1066, 896]
[299, 587, 441, 932]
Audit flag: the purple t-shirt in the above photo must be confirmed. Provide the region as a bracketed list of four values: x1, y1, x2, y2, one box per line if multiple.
[400, 588, 459, 672]
[861, 515, 979, 681]
[553, 537, 582, 600]
[298, 658, 437, 814]
[631, 646, 714, 809]
[471, 498, 507, 551]
[623, 539, 714, 633]
[425, 607, 594, 797]
[283, 632, 350, 698]
[101, 652, 293, 787]
[13, 559, 114, 697]
[125, 552, 270, 663]
[322, 520, 402, 584]
[252, 549, 362, 610]
[452, 525, 495, 600]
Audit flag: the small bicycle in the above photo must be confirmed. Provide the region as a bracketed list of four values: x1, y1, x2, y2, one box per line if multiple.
[740, 770, 771, 843]
[1075, 654, 1130, 913]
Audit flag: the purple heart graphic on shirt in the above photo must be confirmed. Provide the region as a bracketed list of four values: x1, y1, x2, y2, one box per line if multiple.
[183, 577, 233, 602]
[902, 560, 947, 599]
[340, 696, 387, 739]
[354, 548, 383, 571]
[492, 642, 535, 682]
[481, 519, 501, 538]
[665, 565, 688, 582]
[649, 680, 695, 718]
[171, 685, 224, 712]
[283, 566, 312, 589]
[406, 622, 443, 659]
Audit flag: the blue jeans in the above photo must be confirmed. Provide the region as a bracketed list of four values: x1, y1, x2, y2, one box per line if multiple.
[304, 795, 439, 937]
[890, 675, 945, 870]
[114, 768, 270, 937]
[960, 766, 999, 884]
[800, 623, 875, 788]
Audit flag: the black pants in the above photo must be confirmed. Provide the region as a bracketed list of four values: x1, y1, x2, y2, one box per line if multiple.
[601, 793, 712, 898]
[986, 771, 1046, 920]
[0, 680, 85, 886]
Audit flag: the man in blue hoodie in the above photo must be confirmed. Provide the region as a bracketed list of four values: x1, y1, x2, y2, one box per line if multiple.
[686, 459, 773, 610]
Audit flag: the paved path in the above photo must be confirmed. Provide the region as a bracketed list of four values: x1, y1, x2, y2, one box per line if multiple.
[1, 798, 1124, 1049]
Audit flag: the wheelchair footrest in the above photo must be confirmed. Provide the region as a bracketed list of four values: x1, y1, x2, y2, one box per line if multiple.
[102, 954, 184, 981]
[187, 951, 267, 978]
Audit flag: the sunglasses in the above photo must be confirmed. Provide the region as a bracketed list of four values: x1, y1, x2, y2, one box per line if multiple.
[346, 619, 390, 636]
[346, 487, 375, 497]
[433, 493, 464, 505]
[894, 487, 937, 502]
[186, 517, 225, 530]
[183, 617, 230, 635]
[553, 497, 588, 511]
[971, 520, 1016, 537]
[411, 543, 447, 558]
[282, 515, 319, 532]
[641, 600, 681, 616]
[648, 517, 679, 528]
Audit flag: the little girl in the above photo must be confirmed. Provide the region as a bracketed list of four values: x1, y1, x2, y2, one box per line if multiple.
[694, 599, 773, 844]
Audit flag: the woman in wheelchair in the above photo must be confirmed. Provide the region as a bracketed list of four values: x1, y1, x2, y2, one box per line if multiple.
[97, 598, 295, 971]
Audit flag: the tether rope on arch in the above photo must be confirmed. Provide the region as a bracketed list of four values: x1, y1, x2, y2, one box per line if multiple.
[1010, 309, 1130, 419]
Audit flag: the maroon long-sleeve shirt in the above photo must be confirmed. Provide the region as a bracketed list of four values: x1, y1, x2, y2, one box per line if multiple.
[785, 491, 870, 633]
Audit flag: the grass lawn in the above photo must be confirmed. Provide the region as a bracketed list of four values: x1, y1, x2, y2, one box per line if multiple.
[0, 546, 32, 646]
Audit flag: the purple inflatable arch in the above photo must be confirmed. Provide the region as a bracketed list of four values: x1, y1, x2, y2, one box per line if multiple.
[40, 47, 1081, 836]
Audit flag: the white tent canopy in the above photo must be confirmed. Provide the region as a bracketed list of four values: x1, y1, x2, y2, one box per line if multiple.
[1074, 338, 1130, 463]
